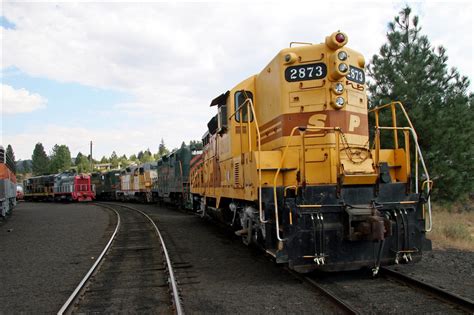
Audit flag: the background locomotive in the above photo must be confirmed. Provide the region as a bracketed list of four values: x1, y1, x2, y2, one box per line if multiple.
[156, 145, 199, 208]
[0, 146, 17, 218]
[116, 162, 157, 202]
[53, 172, 95, 202]
[92, 170, 121, 201]
[23, 172, 95, 202]
[189, 31, 433, 274]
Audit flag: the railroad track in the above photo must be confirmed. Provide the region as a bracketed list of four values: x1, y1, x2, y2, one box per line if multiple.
[57, 203, 183, 314]
[379, 267, 474, 314]
[290, 267, 474, 314]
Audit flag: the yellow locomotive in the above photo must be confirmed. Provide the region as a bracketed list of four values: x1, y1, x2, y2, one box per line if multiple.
[190, 32, 432, 273]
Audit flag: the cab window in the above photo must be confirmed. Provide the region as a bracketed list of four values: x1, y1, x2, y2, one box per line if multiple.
[235, 91, 253, 122]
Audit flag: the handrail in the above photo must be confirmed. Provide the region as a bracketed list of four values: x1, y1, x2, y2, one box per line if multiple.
[377, 126, 432, 232]
[370, 101, 433, 232]
[230, 96, 266, 224]
[273, 126, 341, 241]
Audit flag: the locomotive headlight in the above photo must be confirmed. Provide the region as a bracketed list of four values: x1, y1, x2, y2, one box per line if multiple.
[335, 97, 345, 107]
[338, 63, 348, 73]
[334, 82, 344, 94]
[338, 51, 347, 61]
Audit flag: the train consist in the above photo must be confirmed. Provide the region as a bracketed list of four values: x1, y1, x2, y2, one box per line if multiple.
[0, 146, 17, 218]
[23, 172, 95, 202]
[22, 32, 434, 274]
[92, 147, 199, 207]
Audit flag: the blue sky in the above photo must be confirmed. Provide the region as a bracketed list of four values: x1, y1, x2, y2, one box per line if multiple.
[3, 67, 131, 133]
[1, 1, 472, 160]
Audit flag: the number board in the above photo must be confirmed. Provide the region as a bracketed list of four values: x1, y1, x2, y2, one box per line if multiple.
[285, 63, 327, 82]
[346, 66, 365, 84]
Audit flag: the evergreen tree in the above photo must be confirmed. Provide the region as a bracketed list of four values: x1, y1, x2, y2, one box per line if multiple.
[368, 6, 473, 201]
[100, 156, 109, 164]
[137, 150, 144, 161]
[49, 144, 72, 173]
[32, 142, 50, 175]
[75, 152, 90, 173]
[138, 148, 154, 163]
[189, 140, 203, 151]
[119, 154, 129, 167]
[22, 160, 31, 174]
[158, 138, 169, 157]
[110, 151, 119, 168]
[6, 145, 16, 173]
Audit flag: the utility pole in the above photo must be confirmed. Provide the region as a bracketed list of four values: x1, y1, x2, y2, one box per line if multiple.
[90, 141, 93, 173]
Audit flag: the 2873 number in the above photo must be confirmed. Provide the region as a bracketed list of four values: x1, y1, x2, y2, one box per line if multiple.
[346, 66, 365, 84]
[285, 63, 327, 82]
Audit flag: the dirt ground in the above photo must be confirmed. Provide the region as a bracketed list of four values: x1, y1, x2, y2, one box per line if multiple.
[0, 202, 114, 313]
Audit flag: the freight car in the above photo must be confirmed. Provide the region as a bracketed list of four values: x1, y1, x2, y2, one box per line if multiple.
[117, 162, 157, 202]
[54, 172, 95, 202]
[0, 146, 16, 218]
[156, 145, 200, 208]
[189, 31, 433, 274]
[92, 170, 121, 200]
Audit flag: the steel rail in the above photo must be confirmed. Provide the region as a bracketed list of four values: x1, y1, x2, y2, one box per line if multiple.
[380, 267, 474, 313]
[286, 269, 359, 315]
[104, 203, 184, 315]
[57, 204, 121, 315]
[302, 276, 360, 315]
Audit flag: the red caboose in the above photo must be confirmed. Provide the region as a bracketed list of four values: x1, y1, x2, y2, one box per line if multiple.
[54, 173, 95, 202]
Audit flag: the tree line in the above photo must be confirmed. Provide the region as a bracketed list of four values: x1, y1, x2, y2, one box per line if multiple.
[13, 138, 175, 176]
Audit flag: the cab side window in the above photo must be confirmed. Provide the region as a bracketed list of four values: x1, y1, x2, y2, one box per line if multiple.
[235, 91, 253, 122]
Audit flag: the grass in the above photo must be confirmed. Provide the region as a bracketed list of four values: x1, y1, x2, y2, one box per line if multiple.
[428, 203, 474, 251]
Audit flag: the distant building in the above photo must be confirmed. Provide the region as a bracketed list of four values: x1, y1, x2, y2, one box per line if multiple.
[95, 163, 112, 171]
[94, 163, 121, 171]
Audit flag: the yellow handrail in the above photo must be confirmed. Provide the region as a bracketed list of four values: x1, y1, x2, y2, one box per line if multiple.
[370, 101, 433, 232]
[229, 96, 266, 223]
[272, 126, 341, 241]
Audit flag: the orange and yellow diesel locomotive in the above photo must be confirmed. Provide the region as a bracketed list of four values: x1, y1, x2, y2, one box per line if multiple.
[190, 32, 433, 273]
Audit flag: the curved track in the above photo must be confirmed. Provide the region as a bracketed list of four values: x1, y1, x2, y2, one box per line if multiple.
[57, 203, 183, 314]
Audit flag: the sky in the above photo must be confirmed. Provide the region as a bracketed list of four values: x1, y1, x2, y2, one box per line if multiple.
[1, 1, 473, 161]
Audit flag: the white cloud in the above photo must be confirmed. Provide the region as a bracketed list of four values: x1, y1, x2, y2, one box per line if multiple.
[2, 2, 473, 159]
[1, 84, 47, 114]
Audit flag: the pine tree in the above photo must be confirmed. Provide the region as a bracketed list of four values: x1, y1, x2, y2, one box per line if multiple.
[158, 138, 169, 157]
[49, 144, 72, 173]
[32, 143, 50, 175]
[368, 6, 473, 201]
[22, 160, 31, 174]
[110, 151, 119, 168]
[189, 140, 203, 151]
[6, 145, 16, 173]
[100, 156, 109, 164]
[137, 150, 144, 161]
[75, 152, 90, 173]
[139, 149, 154, 163]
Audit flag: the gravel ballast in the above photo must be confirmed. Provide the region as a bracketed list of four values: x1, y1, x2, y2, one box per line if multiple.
[0, 202, 114, 313]
[131, 203, 342, 314]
